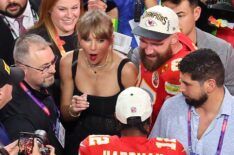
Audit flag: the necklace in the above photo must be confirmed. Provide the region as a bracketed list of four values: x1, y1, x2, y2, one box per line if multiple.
[85, 52, 111, 74]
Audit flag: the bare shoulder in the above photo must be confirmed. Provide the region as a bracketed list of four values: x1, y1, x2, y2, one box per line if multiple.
[113, 50, 138, 74]
[60, 51, 74, 67]
[59, 50, 76, 79]
[122, 60, 138, 77]
[113, 50, 127, 60]
[113, 51, 138, 87]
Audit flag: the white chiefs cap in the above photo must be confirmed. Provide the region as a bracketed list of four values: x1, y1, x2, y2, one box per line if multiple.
[132, 5, 179, 40]
[115, 87, 153, 124]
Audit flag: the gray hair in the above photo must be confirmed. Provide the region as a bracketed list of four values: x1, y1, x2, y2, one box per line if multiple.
[13, 34, 51, 63]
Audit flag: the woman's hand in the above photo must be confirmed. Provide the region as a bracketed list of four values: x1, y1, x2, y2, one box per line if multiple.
[70, 94, 89, 115]
[88, 0, 107, 11]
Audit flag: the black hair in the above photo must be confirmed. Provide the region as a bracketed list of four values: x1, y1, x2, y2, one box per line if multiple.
[162, 0, 199, 7]
[178, 48, 224, 86]
[117, 117, 151, 135]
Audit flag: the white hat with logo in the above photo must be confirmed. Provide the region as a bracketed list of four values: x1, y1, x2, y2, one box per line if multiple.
[132, 5, 179, 40]
[115, 87, 153, 124]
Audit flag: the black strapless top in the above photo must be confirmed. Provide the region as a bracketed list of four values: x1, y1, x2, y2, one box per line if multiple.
[64, 50, 130, 155]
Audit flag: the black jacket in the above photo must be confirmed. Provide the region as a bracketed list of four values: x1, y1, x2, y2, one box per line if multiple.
[0, 81, 64, 155]
[0, 0, 41, 65]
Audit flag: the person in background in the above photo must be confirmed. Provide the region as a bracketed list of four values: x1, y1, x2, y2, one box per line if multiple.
[60, 9, 138, 155]
[84, 0, 118, 19]
[162, 0, 234, 94]
[150, 48, 234, 155]
[0, 0, 40, 65]
[79, 87, 186, 155]
[0, 58, 24, 153]
[26, 0, 80, 107]
[131, 5, 196, 124]
[27, 0, 80, 76]
[112, 0, 157, 48]
[86, 0, 157, 48]
[206, 0, 234, 47]
[0, 34, 64, 155]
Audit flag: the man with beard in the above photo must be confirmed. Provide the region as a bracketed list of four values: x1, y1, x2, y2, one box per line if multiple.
[0, 34, 64, 155]
[150, 48, 234, 155]
[130, 0, 234, 95]
[132, 5, 196, 124]
[0, 0, 40, 65]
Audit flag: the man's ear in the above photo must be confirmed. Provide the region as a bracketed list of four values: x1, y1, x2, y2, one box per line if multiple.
[144, 118, 151, 133]
[17, 65, 27, 75]
[170, 34, 178, 45]
[193, 6, 201, 22]
[205, 79, 216, 93]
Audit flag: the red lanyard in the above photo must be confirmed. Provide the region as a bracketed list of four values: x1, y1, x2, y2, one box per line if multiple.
[187, 106, 228, 155]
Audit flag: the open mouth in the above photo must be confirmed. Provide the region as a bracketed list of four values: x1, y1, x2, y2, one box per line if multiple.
[89, 54, 98, 61]
[146, 55, 157, 61]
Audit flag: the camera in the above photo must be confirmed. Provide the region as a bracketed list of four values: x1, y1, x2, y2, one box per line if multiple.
[35, 130, 50, 155]
[18, 130, 50, 155]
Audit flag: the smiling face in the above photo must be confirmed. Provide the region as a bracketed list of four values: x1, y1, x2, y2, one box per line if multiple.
[139, 36, 173, 71]
[50, 0, 80, 36]
[0, 0, 27, 18]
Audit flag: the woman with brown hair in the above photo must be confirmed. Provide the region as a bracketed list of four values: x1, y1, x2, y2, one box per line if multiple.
[28, 0, 81, 70]
[60, 9, 138, 155]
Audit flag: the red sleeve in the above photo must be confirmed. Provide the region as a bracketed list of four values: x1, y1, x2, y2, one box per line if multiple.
[176, 140, 187, 155]
[79, 137, 90, 155]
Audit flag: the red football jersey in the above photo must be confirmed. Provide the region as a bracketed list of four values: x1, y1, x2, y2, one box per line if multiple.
[136, 33, 196, 124]
[79, 135, 186, 155]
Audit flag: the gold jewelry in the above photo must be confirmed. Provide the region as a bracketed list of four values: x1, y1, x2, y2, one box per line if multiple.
[68, 104, 81, 118]
[85, 51, 110, 74]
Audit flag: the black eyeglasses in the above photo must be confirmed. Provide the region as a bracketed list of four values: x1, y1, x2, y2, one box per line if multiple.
[15, 56, 58, 73]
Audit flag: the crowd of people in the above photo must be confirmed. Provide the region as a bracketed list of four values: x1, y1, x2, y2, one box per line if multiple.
[0, 0, 233, 155]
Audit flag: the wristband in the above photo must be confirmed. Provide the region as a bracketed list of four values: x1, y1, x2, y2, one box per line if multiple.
[68, 104, 81, 118]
